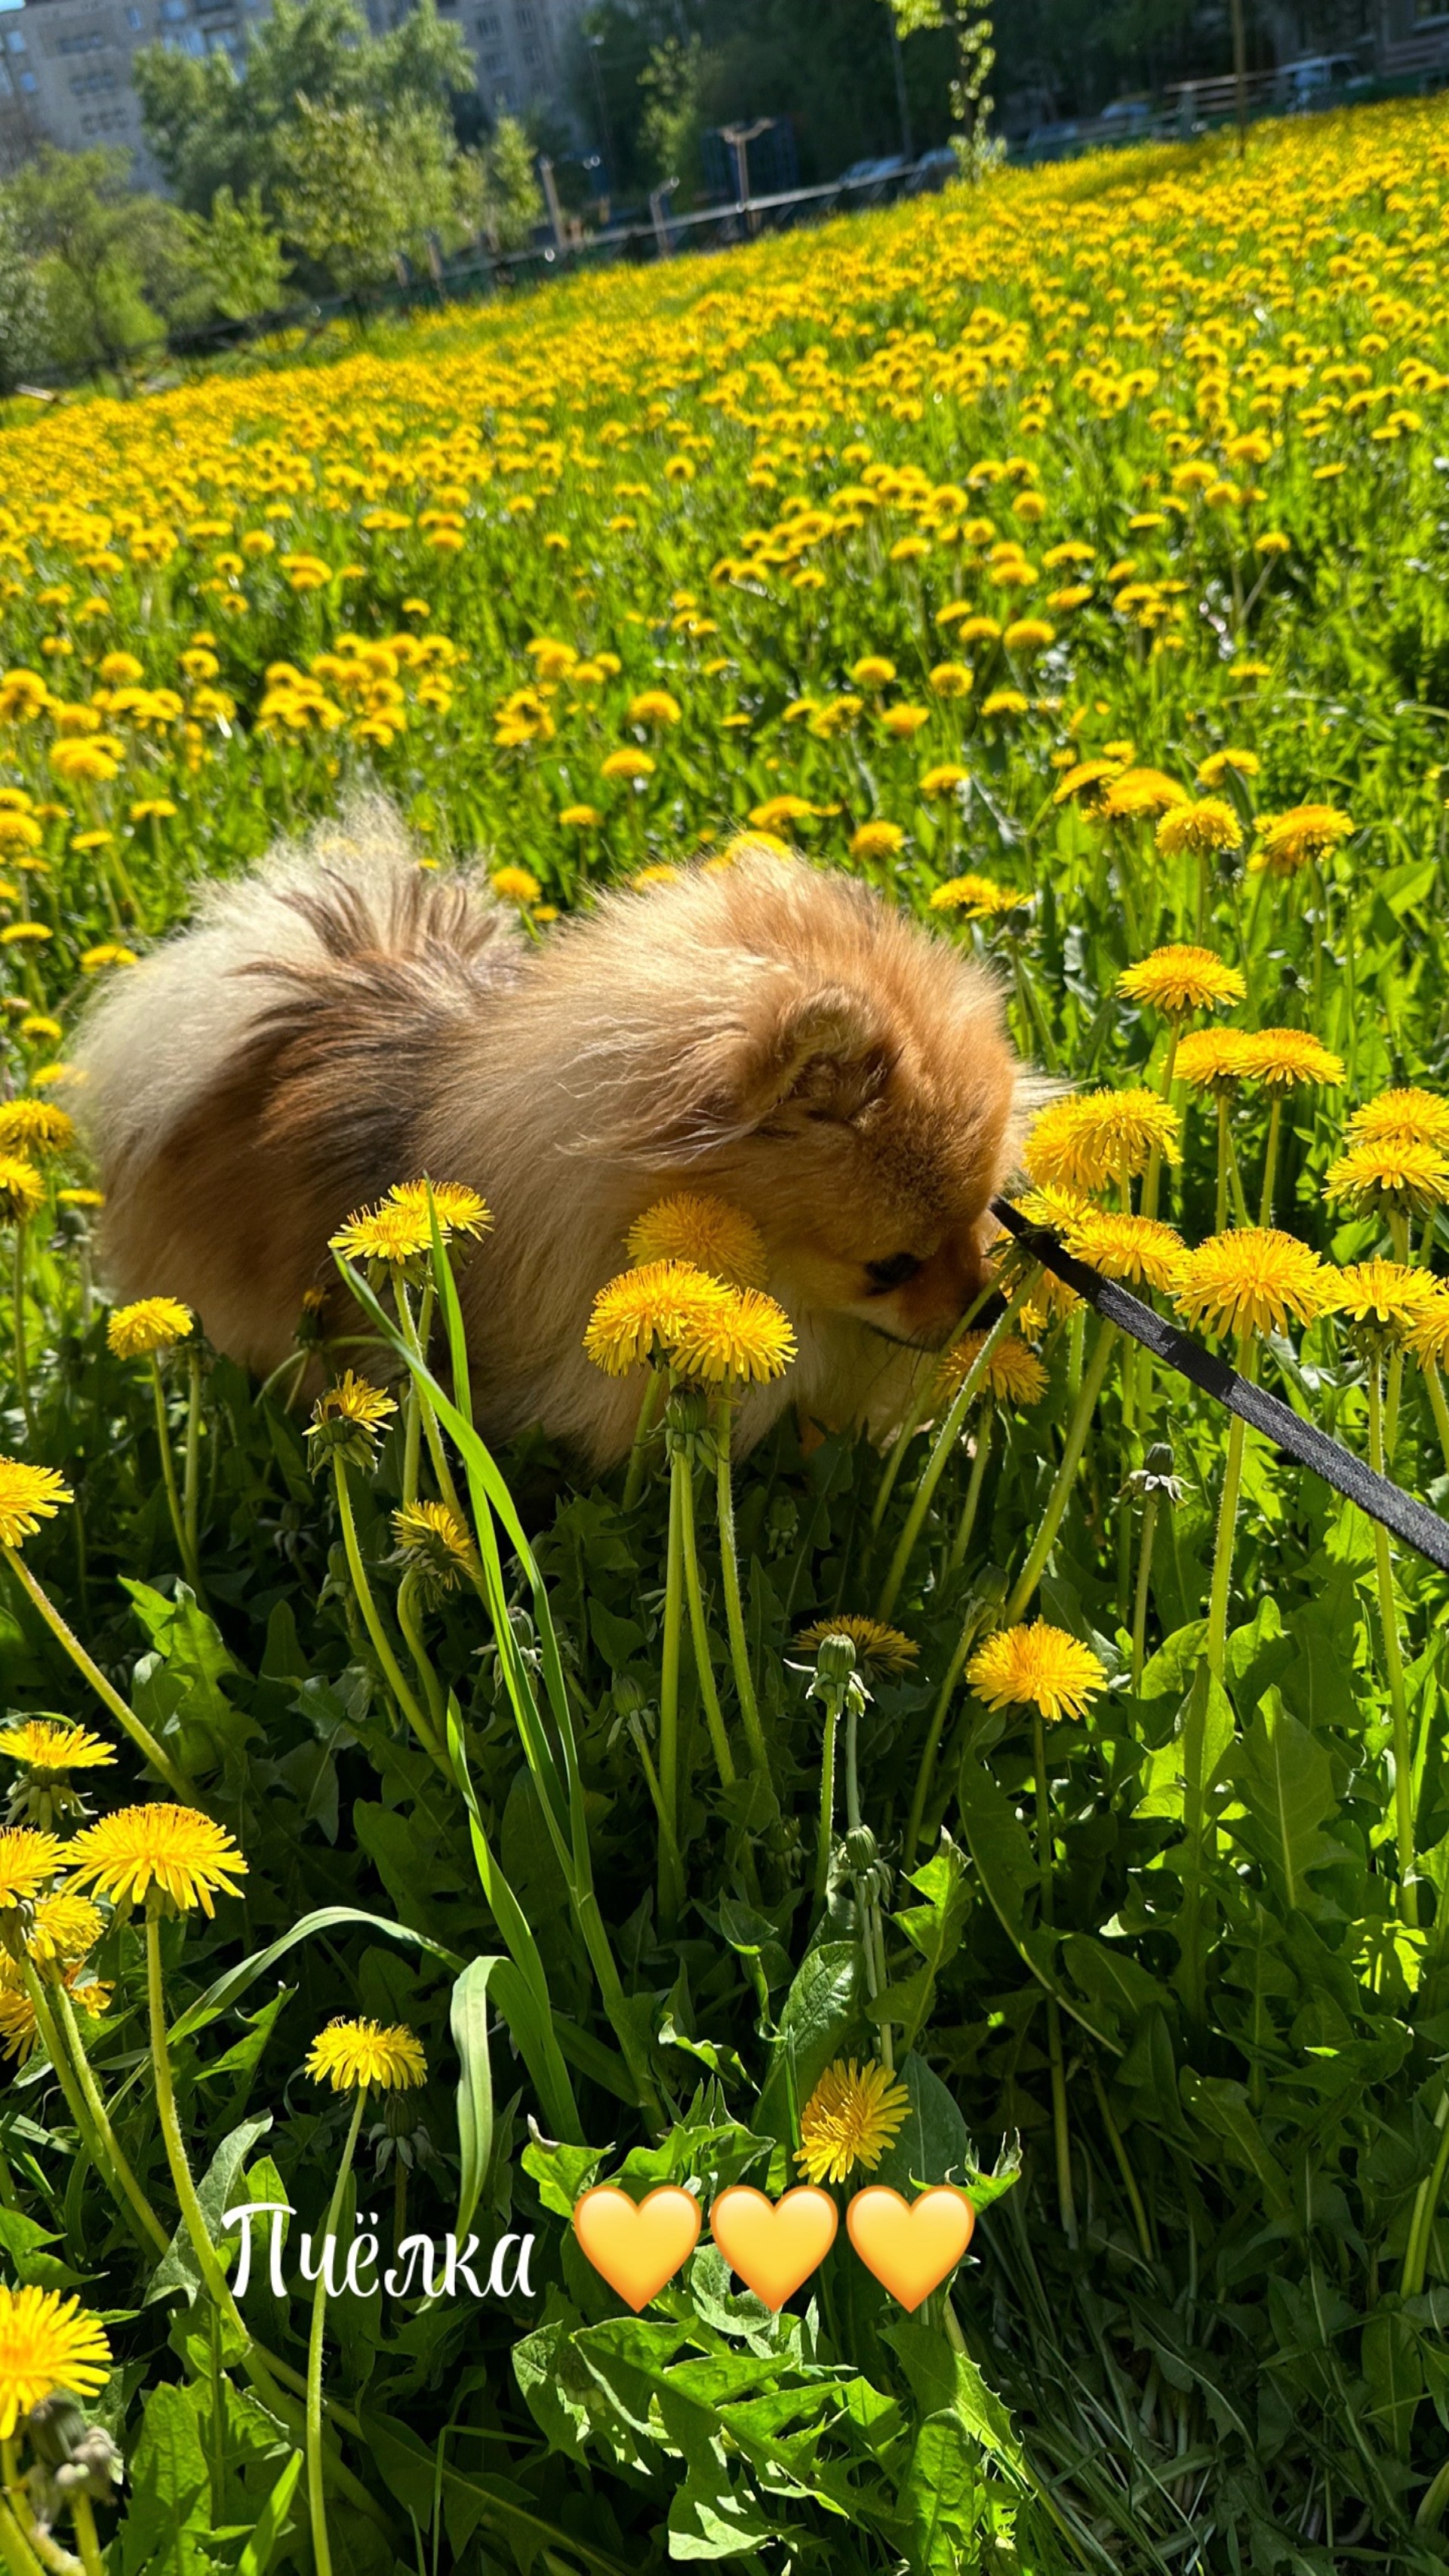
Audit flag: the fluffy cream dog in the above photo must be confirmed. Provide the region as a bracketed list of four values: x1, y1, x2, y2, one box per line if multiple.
[77, 805, 1030, 1466]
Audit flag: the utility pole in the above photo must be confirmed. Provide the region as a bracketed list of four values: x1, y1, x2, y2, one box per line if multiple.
[887, 8, 914, 162]
[1230, 0, 1247, 155]
[721, 116, 772, 232]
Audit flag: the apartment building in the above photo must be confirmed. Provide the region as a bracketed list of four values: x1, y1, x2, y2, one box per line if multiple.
[0, 0, 267, 183]
[366, 0, 589, 129]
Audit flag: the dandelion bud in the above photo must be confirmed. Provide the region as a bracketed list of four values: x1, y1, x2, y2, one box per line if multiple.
[843, 1824, 878, 1874]
[812, 1633, 858, 1690]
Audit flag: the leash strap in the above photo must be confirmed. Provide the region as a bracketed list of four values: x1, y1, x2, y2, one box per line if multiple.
[991, 1196, 1449, 1578]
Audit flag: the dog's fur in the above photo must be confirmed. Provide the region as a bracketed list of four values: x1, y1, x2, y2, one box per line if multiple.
[76, 803, 1032, 1467]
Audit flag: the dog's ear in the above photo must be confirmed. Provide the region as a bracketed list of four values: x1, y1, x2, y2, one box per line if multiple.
[735, 986, 895, 1129]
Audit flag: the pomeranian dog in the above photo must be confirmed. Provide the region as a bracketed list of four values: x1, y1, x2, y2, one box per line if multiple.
[76, 801, 1031, 1467]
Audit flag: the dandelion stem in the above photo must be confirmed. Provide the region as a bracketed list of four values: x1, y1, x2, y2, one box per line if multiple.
[20, 1965, 155, 2256]
[392, 1573, 454, 1777]
[1368, 1363, 1417, 1928]
[904, 1590, 996, 1866]
[675, 1454, 734, 1791]
[947, 1408, 993, 1574]
[69, 2498, 104, 2576]
[149, 1357, 198, 1594]
[306, 2085, 368, 2576]
[330, 1459, 432, 1746]
[1426, 1362, 1449, 1480]
[393, 1277, 460, 1516]
[1004, 1319, 1118, 1627]
[1131, 1490, 1160, 1693]
[146, 1916, 246, 2332]
[1032, 1707, 1075, 2247]
[46, 1971, 169, 2254]
[622, 1370, 664, 1511]
[814, 1699, 838, 1910]
[709, 1400, 771, 1789]
[628, 1715, 685, 1897]
[2, 1546, 195, 1802]
[869, 1276, 1000, 1540]
[10, 1225, 32, 1440]
[1257, 1095, 1283, 1228]
[1205, 1344, 1250, 1681]
[657, 1462, 685, 1930]
[878, 1275, 1038, 1623]
[0, 2498, 44, 2576]
[183, 1348, 203, 1585]
[1214, 1095, 1232, 1235]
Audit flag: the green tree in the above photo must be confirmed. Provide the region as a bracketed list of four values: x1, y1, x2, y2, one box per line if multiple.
[134, 0, 477, 217]
[182, 185, 291, 324]
[0, 198, 47, 397]
[638, 37, 709, 194]
[479, 114, 543, 251]
[277, 96, 478, 306]
[4, 148, 202, 380]
[888, 0, 998, 173]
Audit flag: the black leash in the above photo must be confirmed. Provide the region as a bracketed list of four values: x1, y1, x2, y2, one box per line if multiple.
[991, 1196, 1449, 1580]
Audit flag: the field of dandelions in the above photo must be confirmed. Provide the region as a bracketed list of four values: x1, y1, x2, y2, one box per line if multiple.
[2, 94, 1449, 2576]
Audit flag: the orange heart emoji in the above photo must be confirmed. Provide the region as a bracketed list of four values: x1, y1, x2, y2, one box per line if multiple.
[846, 2187, 976, 2311]
[572, 2185, 702, 2313]
[709, 2186, 838, 2311]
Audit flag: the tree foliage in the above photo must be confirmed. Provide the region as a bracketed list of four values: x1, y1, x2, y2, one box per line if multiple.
[0, 197, 47, 399]
[134, 0, 478, 217]
[4, 146, 203, 380]
[181, 186, 291, 325]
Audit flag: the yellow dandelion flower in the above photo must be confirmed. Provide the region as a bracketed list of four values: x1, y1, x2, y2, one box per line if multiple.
[628, 690, 681, 728]
[601, 747, 655, 782]
[1196, 748, 1260, 786]
[0, 1103, 75, 1159]
[796, 2057, 910, 2187]
[0, 1988, 38, 2064]
[0, 2286, 111, 2438]
[1334, 1260, 1442, 1353]
[1174, 1229, 1337, 1341]
[79, 944, 139, 971]
[967, 1619, 1107, 1722]
[0, 1463, 72, 1550]
[794, 1616, 918, 1679]
[920, 765, 970, 797]
[490, 866, 541, 904]
[1174, 1027, 1254, 1092]
[66, 1803, 247, 1917]
[0, 924, 51, 948]
[626, 1195, 768, 1289]
[306, 2016, 426, 2093]
[1061, 1208, 1186, 1294]
[1325, 1137, 1449, 1220]
[668, 1285, 796, 1385]
[934, 1332, 1048, 1406]
[928, 875, 1029, 919]
[25, 1892, 105, 1966]
[106, 1296, 193, 1360]
[1405, 1285, 1449, 1372]
[0, 1722, 114, 1774]
[928, 663, 974, 699]
[385, 1178, 491, 1242]
[1052, 758, 1125, 811]
[392, 1500, 478, 1592]
[0, 1828, 66, 1909]
[330, 1199, 429, 1265]
[0, 1162, 44, 1226]
[1346, 1090, 1449, 1153]
[19, 1020, 61, 1046]
[1154, 797, 1244, 859]
[879, 703, 931, 739]
[1099, 768, 1190, 823]
[1117, 946, 1246, 1018]
[306, 1360, 396, 1463]
[1237, 1029, 1345, 1090]
[850, 822, 905, 861]
[1026, 1091, 1181, 1195]
[1250, 804, 1353, 876]
[584, 1262, 731, 1376]
[558, 805, 601, 829]
[850, 656, 897, 688]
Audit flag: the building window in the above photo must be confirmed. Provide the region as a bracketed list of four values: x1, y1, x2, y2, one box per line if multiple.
[4, 29, 27, 52]
[19, 69, 36, 88]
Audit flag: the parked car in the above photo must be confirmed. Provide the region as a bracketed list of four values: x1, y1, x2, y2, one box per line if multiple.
[1098, 97, 1155, 137]
[903, 145, 958, 195]
[1275, 54, 1358, 107]
[837, 155, 909, 200]
[1024, 119, 1080, 160]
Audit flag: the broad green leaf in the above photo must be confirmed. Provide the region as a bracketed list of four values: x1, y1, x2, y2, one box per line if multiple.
[451, 1954, 500, 2239]
[1229, 1699, 1341, 1910]
[146, 2113, 272, 2308]
[1362, 2305, 1424, 2457]
[236, 2449, 303, 2576]
[168, 1907, 465, 2048]
[119, 2382, 214, 2576]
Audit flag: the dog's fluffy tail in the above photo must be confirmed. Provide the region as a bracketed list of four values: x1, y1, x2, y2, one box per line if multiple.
[76, 797, 520, 1368]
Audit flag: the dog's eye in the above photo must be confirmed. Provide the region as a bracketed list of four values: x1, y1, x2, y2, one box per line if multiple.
[865, 1253, 922, 1292]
